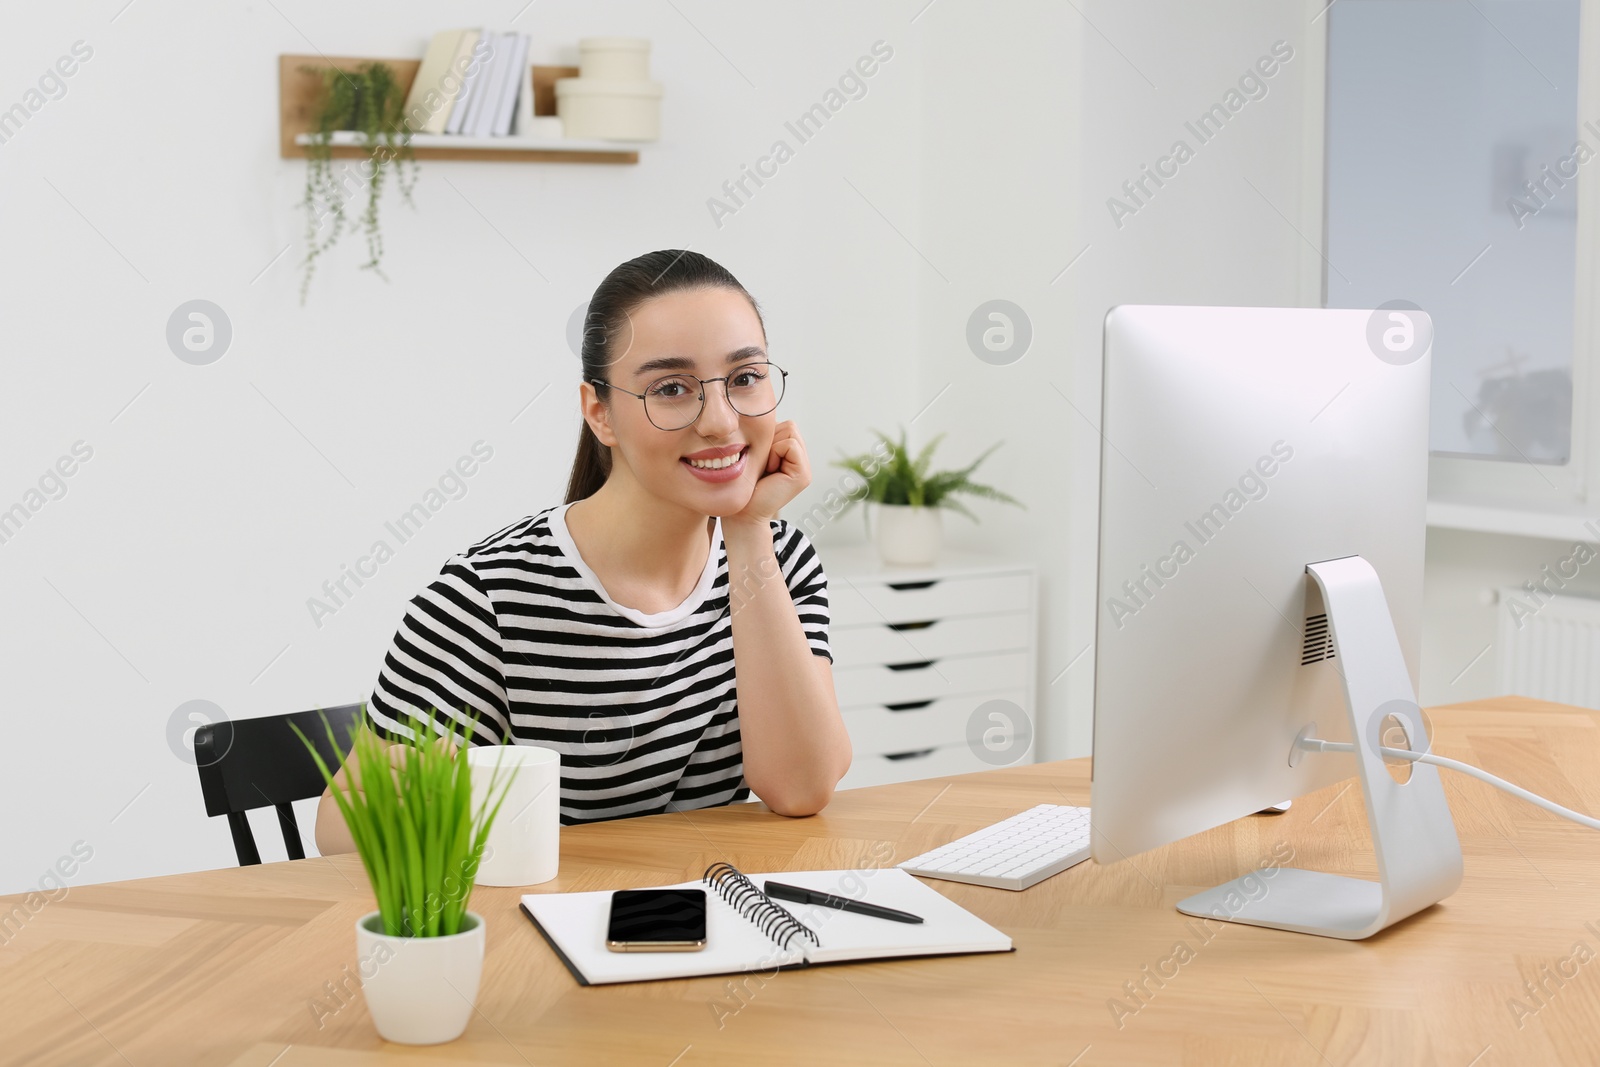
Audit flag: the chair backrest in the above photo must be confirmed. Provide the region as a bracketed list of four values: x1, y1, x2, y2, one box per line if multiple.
[193, 703, 363, 866]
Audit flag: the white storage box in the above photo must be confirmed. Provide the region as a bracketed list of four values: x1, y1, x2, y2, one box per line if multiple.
[578, 37, 652, 81]
[556, 78, 662, 141]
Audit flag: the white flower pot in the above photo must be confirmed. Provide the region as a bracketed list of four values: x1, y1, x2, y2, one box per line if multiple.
[355, 910, 485, 1045]
[871, 503, 944, 566]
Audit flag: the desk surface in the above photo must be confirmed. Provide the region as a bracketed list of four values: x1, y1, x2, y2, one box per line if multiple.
[3, 696, 1599, 1066]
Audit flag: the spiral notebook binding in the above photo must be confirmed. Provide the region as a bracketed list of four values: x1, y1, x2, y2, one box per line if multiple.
[703, 862, 821, 952]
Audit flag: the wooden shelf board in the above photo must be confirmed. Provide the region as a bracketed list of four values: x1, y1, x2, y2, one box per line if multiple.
[278, 54, 640, 164]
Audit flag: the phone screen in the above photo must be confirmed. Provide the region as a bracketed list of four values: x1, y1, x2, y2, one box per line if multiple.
[606, 888, 708, 951]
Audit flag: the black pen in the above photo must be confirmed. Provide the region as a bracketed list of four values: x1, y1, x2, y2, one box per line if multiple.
[763, 880, 924, 924]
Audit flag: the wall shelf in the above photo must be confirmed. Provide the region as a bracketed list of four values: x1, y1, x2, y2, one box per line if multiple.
[292, 129, 635, 155]
[278, 55, 640, 165]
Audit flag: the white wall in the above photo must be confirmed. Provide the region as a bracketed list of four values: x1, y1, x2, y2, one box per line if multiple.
[0, 1, 929, 894]
[909, 4, 1078, 752]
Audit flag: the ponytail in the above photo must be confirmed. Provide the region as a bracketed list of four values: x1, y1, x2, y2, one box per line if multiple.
[564, 421, 613, 505]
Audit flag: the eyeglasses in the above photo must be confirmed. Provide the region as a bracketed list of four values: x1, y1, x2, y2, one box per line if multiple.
[590, 360, 788, 431]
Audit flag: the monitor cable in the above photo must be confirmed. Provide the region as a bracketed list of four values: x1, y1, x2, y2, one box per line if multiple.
[1297, 736, 1600, 832]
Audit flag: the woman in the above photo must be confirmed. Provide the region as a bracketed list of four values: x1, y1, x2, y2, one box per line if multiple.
[314, 250, 851, 854]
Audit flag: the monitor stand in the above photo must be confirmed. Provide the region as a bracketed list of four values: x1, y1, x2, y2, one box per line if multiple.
[1175, 555, 1463, 939]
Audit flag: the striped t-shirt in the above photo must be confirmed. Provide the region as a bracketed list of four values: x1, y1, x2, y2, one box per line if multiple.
[364, 501, 832, 825]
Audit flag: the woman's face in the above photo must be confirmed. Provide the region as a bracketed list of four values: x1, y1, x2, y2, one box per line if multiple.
[586, 286, 775, 515]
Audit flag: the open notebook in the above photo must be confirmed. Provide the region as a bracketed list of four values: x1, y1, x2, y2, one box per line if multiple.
[519, 863, 1014, 986]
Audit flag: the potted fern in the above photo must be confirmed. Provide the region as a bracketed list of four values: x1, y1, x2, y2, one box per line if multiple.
[293, 707, 518, 1045]
[831, 426, 1024, 565]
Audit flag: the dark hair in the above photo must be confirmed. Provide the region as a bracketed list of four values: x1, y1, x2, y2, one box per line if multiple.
[565, 250, 766, 504]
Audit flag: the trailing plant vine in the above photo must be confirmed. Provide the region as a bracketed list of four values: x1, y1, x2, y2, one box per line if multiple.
[298, 61, 421, 304]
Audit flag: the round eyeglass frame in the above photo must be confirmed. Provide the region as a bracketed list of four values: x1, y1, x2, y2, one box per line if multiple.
[588, 360, 789, 430]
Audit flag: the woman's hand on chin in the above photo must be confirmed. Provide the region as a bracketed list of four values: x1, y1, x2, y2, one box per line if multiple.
[726, 420, 810, 529]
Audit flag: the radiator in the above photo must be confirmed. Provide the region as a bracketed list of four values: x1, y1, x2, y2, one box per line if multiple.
[1497, 586, 1600, 709]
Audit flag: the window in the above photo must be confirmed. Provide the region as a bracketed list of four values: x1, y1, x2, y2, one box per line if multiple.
[1325, 0, 1581, 473]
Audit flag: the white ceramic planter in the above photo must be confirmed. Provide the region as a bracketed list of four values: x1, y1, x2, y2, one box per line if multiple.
[355, 910, 485, 1045]
[872, 503, 944, 566]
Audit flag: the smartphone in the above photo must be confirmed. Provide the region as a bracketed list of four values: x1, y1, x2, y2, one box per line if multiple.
[605, 888, 708, 952]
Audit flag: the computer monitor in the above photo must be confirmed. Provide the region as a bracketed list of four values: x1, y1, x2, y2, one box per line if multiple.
[1088, 304, 1463, 940]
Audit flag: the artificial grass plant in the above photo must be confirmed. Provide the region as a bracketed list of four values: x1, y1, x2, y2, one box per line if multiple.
[292, 706, 518, 938]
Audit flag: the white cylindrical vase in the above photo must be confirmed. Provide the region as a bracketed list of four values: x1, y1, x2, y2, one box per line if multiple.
[468, 744, 561, 886]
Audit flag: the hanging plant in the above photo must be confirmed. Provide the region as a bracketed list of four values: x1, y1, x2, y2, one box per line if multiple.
[298, 61, 421, 304]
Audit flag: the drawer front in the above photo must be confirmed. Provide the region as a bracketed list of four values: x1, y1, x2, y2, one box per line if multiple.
[837, 734, 1036, 791]
[834, 651, 1030, 710]
[832, 611, 1031, 668]
[830, 572, 1032, 628]
[844, 688, 1029, 758]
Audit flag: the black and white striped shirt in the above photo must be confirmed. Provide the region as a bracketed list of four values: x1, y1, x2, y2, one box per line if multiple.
[364, 502, 832, 825]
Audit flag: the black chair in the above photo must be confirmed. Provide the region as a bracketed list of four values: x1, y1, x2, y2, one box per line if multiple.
[193, 703, 364, 866]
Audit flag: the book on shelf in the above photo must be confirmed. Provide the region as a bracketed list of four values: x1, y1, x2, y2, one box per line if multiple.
[474, 31, 517, 137]
[457, 29, 492, 135]
[492, 32, 532, 136]
[441, 30, 484, 131]
[402, 28, 484, 135]
[403, 29, 532, 140]
[401, 28, 463, 134]
[443, 26, 490, 135]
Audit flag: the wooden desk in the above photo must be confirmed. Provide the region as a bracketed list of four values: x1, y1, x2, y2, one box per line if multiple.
[3, 697, 1599, 1066]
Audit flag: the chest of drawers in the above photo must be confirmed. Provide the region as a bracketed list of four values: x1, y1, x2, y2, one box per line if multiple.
[819, 545, 1038, 790]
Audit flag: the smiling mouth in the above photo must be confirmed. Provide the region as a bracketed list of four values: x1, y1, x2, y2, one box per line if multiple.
[682, 446, 748, 471]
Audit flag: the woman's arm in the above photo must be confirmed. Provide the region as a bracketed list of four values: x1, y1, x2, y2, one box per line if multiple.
[723, 516, 852, 815]
[313, 726, 395, 856]
[313, 727, 459, 855]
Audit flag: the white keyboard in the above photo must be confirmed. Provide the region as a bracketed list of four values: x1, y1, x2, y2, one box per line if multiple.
[897, 803, 1093, 891]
